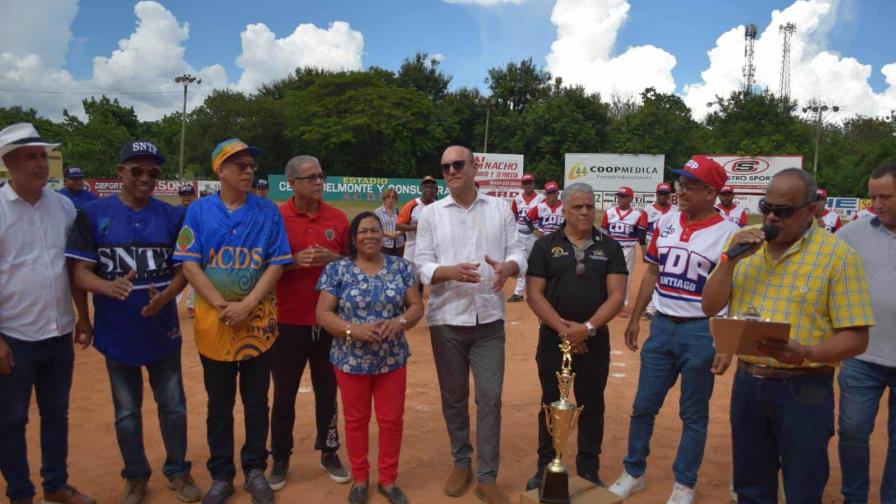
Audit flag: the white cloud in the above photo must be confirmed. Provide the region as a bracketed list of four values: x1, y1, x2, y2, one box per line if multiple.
[0, 1, 363, 121]
[442, 0, 525, 5]
[545, 0, 677, 99]
[682, 0, 896, 119]
[235, 21, 363, 92]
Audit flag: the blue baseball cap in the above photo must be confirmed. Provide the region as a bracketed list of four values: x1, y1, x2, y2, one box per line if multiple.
[63, 166, 85, 179]
[119, 140, 166, 165]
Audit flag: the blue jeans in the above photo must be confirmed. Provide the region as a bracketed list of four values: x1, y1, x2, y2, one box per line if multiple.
[0, 334, 74, 500]
[838, 358, 896, 504]
[105, 349, 191, 481]
[623, 315, 716, 488]
[731, 366, 834, 504]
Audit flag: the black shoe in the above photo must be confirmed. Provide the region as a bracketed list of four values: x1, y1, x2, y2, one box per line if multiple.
[507, 294, 524, 302]
[579, 471, 605, 487]
[348, 482, 368, 504]
[268, 459, 288, 492]
[377, 484, 408, 504]
[525, 469, 542, 492]
[321, 452, 351, 483]
[201, 480, 234, 504]
[243, 469, 273, 504]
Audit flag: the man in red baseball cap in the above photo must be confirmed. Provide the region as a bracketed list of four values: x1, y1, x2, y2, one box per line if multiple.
[716, 186, 748, 228]
[508, 174, 544, 302]
[636, 182, 678, 320]
[815, 188, 842, 233]
[600, 185, 644, 317]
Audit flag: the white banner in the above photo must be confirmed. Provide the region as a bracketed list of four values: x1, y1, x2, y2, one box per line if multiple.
[473, 152, 524, 200]
[703, 155, 803, 193]
[198, 180, 221, 195]
[565, 153, 664, 193]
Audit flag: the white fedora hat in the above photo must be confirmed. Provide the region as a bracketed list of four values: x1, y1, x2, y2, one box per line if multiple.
[0, 122, 61, 159]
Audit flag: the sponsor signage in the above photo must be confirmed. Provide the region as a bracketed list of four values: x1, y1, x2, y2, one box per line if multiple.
[825, 197, 872, 218]
[564, 153, 664, 193]
[268, 175, 450, 202]
[702, 155, 803, 193]
[473, 152, 524, 201]
[86, 179, 198, 197]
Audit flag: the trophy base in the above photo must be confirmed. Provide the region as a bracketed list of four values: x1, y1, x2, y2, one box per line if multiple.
[521, 476, 623, 504]
[539, 468, 570, 504]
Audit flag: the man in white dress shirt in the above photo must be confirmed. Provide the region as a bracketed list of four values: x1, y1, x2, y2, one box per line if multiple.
[0, 123, 95, 504]
[415, 145, 526, 504]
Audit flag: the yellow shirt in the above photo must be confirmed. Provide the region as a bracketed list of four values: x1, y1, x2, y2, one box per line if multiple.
[725, 224, 874, 367]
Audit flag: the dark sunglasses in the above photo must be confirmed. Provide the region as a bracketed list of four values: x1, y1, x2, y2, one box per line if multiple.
[440, 159, 467, 174]
[227, 161, 258, 173]
[123, 165, 161, 179]
[294, 172, 326, 182]
[758, 198, 813, 219]
[574, 248, 586, 277]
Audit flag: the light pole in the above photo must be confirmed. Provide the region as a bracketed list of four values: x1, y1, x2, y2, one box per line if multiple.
[483, 96, 496, 153]
[174, 73, 201, 179]
[802, 100, 840, 177]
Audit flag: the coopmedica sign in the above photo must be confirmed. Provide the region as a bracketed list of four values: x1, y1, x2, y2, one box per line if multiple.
[564, 153, 664, 193]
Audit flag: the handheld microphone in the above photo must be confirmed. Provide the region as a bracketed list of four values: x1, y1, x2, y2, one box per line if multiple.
[721, 224, 779, 263]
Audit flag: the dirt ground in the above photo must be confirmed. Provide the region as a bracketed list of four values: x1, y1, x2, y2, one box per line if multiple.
[21, 259, 888, 504]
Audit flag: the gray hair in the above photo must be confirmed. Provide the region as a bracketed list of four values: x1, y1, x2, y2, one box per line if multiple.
[561, 182, 595, 204]
[772, 168, 817, 204]
[285, 155, 320, 179]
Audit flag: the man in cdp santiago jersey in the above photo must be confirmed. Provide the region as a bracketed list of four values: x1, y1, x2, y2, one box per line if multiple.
[525, 180, 563, 237]
[601, 186, 644, 315]
[173, 138, 292, 504]
[815, 188, 842, 233]
[66, 140, 202, 503]
[609, 156, 738, 504]
[637, 182, 677, 319]
[508, 174, 545, 302]
[716, 186, 748, 227]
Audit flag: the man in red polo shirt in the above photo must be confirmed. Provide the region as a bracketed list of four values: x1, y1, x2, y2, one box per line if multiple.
[271, 155, 351, 491]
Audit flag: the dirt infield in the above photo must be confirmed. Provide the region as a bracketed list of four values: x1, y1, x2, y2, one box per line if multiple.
[21, 260, 887, 504]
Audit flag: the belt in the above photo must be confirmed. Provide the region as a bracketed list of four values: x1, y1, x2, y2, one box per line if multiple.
[659, 314, 708, 324]
[738, 360, 834, 380]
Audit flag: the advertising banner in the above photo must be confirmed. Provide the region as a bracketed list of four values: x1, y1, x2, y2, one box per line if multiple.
[702, 155, 803, 193]
[565, 153, 664, 193]
[268, 175, 450, 203]
[86, 179, 198, 197]
[825, 197, 872, 219]
[197, 180, 221, 195]
[473, 153, 524, 199]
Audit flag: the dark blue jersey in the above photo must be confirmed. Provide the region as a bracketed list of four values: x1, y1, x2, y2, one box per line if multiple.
[57, 187, 98, 210]
[66, 196, 185, 366]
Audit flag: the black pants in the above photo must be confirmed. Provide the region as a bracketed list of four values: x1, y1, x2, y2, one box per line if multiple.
[270, 324, 340, 462]
[200, 350, 273, 481]
[536, 325, 610, 477]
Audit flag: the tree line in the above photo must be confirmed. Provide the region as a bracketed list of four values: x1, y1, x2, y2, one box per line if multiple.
[2, 53, 894, 197]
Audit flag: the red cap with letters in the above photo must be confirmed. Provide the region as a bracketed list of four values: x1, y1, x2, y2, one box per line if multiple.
[672, 155, 728, 191]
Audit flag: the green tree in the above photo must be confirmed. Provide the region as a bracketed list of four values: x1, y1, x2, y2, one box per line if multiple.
[396, 52, 451, 102]
[485, 58, 552, 114]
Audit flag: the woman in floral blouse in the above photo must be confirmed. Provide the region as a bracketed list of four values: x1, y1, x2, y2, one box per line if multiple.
[316, 211, 424, 504]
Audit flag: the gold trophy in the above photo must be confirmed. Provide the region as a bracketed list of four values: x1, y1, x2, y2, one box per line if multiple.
[540, 340, 584, 504]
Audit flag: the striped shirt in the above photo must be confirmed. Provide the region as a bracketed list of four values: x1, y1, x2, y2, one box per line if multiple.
[726, 224, 874, 368]
[374, 205, 404, 248]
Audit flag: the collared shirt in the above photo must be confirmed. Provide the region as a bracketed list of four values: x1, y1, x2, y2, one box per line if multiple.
[374, 205, 404, 249]
[526, 224, 627, 324]
[57, 186, 98, 210]
[173, 192, 293, 361]
[837, 217, 896, 367]
[727, 224, 874, 368]
[0, 184, 76, 341]
[525, 200, 564, 235]
[276, 199, 350, 326]
[415, 192, 527, 327]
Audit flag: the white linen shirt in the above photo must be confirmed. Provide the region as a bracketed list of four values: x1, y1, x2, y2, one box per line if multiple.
[415, 192, 527, 326]
[0, 184, 76, 341]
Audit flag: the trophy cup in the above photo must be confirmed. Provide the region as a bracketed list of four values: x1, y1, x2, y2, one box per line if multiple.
[540, 340, 584, 504]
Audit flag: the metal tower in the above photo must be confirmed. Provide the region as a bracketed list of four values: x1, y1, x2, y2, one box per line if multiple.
[779, 23, 796, 100]
[743, 24, 758, 95]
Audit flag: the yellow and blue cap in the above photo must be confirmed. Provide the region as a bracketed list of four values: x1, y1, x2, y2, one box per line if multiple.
[211, 138, 261, 171]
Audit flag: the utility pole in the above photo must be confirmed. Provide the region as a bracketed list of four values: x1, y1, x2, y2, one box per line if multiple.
[174, 73, 201, 179]
[483, 96, 495, 153]
[802, 100, 840, 177]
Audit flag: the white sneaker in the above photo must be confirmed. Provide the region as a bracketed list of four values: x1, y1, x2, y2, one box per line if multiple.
[608, 471, 645, 498]
[667, 482, 695, 504]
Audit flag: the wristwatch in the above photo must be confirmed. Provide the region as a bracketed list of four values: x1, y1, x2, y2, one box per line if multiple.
[583, 321, 597, 338]
[344, 324, 353, 343]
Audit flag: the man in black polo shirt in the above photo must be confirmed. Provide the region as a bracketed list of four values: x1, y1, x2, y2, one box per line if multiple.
[524, 182, 628, 491]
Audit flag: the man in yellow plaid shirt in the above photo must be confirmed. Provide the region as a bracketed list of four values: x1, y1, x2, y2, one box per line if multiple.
[703, 168, 874, 504]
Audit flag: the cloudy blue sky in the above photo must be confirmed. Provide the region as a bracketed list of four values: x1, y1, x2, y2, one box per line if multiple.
[1, 0, 894, 120]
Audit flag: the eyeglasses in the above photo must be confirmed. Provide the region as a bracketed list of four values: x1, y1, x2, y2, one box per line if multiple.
[226, 161, 258, 173]
[294, 172, 326, 182]
[675, 181, 710, 193]
[440, 160, 467, 174]
[757, 198, 814, 219]
[574, 248, 586, 277]
[123, 165, 161, 179]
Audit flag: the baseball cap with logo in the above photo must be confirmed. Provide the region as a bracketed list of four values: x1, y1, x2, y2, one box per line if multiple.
[63, 166, 85, 179]
[616, 186, 634, 197]
[211, 138, 261, 171]
[252, 177, 269, 189]
[521, 174, 535, 183]
[816, 188, 828, 200]
[545, 181, 559, 193]
[720, 185, 735, 194]
[656, 182, 672, 193]
[421, 175, 437, 185]
[671, 155, 728, 191]
[178, 184, 196, 196]
[119, 140, 166, 165]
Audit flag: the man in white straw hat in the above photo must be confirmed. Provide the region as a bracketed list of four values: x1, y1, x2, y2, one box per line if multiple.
[0, 123, 96, 504]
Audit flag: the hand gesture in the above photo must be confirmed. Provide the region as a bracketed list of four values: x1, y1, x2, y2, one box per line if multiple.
[294, 246, 320, 268]
[726, 228, 767, 262]
[624, 319, 640, 352]
[484, 255, 516, 292]
[561, 322, 589, 347]
[756, 338, 810, 365]
[350, 323, 381, 342]
[571, 342, 589, 355]
[451, 262, 481, 284]
[219, 300, 253, 328]
[141, 284, 166, 317]
[374, 318, 405, 341]
[0, 339, 14, 375]
[104, 270, 136, 300]
[74, 317, 93, 349]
